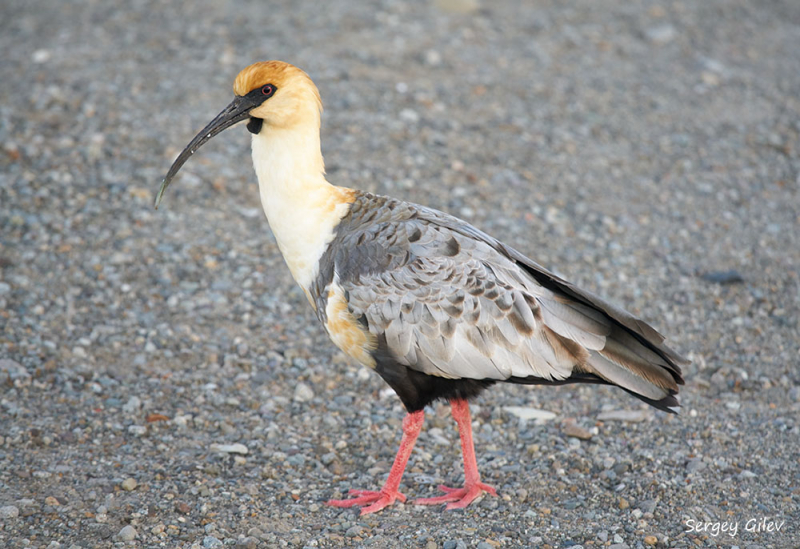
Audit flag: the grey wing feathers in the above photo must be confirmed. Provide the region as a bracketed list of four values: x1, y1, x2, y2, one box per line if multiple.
[334, 194, 685, 404]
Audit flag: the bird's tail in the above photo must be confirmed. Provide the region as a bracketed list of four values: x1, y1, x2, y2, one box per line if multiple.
[509, 325, 684, 414]
[581, 323, 683, 412]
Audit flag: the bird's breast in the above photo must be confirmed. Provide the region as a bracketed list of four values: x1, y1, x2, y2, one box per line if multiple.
[258, 183, 356, 291]
[324, 281, 377, 368]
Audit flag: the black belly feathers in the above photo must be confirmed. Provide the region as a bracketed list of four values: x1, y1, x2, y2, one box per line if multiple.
[373, 336, 496, 412]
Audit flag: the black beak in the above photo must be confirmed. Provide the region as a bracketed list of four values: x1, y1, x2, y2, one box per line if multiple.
[155, 95, 257, 208]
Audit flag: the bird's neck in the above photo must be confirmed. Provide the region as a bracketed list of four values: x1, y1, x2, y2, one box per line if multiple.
[251, 122, 354, 291]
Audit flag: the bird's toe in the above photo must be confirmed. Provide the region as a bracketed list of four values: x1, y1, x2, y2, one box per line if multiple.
[415, 481, 497, 509]
[325, 488, 406, 514]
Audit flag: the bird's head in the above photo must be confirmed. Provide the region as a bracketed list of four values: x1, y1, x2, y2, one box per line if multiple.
[155, 61, 322, 208]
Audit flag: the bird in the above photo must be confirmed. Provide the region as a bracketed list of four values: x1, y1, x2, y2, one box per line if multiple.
[156, 61, 687, 515]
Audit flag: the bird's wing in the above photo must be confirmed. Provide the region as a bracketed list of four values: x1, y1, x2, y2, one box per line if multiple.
[325, 194, 684, 402]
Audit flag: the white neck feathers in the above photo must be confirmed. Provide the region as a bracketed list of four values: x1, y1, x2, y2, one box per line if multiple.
[251, 121, 353, 290]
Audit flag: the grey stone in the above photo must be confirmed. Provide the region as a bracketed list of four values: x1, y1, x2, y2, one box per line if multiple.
[345, 525, 363, 537]
[237, 537, 259, 549]
[210, 443, 249, 455]
[644, 24, 676, 44]
[0, 505, 20, 519]
[638, 499, 658, 513]
[118, 525, 137, 541]
[293, 382, 315, 402]
[122, 396, 142, 413]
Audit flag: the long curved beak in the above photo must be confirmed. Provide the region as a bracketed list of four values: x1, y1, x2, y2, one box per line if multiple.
[155, 96, 257, 208]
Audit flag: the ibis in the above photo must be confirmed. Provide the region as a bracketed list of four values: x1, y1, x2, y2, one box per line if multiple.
[157, 61, 686, 514]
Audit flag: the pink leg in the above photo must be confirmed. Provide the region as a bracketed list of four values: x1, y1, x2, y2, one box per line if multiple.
[415, 399, 497, 510]
[326, 410, 424, 515]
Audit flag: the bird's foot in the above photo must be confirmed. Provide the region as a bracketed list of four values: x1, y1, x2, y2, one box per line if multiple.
[326, 489, 407, 515]
[415, 482, 497, 510]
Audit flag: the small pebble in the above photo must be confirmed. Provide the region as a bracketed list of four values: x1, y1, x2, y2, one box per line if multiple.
[424, 50, 442, 67]
[345, 525, 363, 537]
[686, 458, 706, 473]
[118, 525, 137, 541]
[122, 396, 142, 413]
[0, 505, 20, 519]
[203, 536, 223, 548]
[210, 443, 249, 455]
[700, 270, 744, 284]
[293, 382, 315, 402]
[597, 410, 650, 422]
[237, 537, 259, 549]
[503, 406, 556, 421]
[400, 108, 420, 123]
[32, 49, 51, 63]
[638, 499, 658, 513]
[562, 422, 593, 440]
[128, 425, 147, 436]
[644, 24, 676, 44]
[121, 478, 137, 491]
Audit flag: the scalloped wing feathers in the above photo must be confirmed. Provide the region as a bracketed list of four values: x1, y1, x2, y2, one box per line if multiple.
[319, 193, 684, 405]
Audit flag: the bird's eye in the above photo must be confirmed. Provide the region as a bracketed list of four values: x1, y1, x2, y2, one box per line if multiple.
[261, 84, 275, 96]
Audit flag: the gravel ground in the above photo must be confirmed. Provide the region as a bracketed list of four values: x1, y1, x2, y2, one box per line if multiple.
[2, 0, 799, 547]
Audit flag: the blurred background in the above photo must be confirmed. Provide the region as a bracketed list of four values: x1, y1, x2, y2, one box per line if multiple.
[1, 0, 798, 547]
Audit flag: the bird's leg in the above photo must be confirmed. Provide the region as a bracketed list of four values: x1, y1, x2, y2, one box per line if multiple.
[415, 398, 497, 510]
[326, 409, 424, 515]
